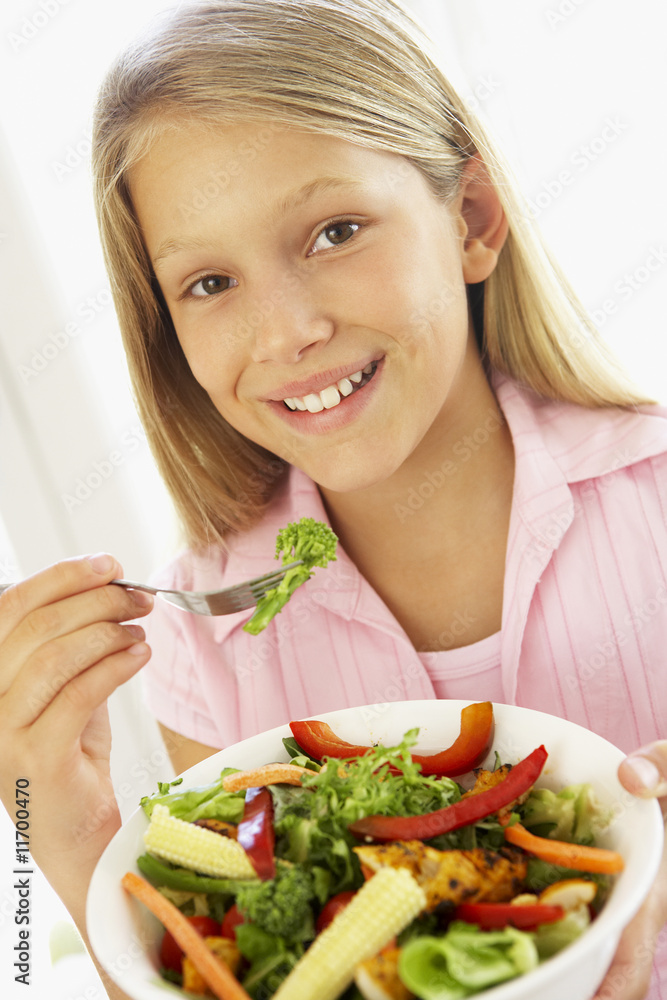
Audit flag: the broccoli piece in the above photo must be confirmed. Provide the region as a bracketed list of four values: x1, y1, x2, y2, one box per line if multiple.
[243, 517, 338, 634]
[234, 862, 317, 944]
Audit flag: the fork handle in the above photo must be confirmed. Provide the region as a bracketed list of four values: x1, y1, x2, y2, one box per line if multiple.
[110, 579, 161, 595]
[0, 580, 161, 596]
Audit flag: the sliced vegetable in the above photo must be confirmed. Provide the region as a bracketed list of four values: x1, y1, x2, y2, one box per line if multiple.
[349, 746, 548, 842]
[182, 936, 242, 994]
[221, 904, 246, 941]
[236, 787, 276, 880]
[222, 763, 311, 793]
[137, 852, 247, 895]
[315, 890, 357, 933]
[414, 701, 494, 776]
[144, 804, 258, 880]
[289, 702, 494, 777]
[504, 823, 625, 873]
[454, 901, 564, 930]
[271, 868, 427, 1000]
[160, 915, 221, 973]
[121, 871, 252, 1000]
[288, 719, 378, 762]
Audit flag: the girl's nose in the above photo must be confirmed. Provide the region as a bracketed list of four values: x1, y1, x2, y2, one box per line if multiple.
[248, 279, 335, 365]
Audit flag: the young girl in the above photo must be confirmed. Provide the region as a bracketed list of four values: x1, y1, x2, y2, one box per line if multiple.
[0, 1, 665, 998]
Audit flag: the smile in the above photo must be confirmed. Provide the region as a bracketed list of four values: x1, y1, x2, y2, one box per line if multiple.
[283, 363, 378, 413]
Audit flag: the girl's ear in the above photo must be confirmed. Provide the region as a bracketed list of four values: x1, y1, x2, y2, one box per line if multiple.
[455, 155, 509, 284]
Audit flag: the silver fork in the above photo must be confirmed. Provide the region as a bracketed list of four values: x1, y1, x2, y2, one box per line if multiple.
[0, 561, 304, 616]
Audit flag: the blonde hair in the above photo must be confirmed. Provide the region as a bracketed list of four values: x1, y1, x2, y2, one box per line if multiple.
[92, 0, 650, 549]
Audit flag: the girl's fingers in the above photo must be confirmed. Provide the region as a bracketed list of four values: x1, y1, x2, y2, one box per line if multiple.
[592, 898, 661, 1000]
[618, 741, 667, 801]
[1, 621, 147, 728]
[0, 580, 153, 693]
[32, 640, 152, 748]
[0, 554, 124, 645]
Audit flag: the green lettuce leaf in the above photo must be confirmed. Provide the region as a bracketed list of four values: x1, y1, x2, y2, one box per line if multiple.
[140, 768, 245, 823]
[399, 923, 539, 998]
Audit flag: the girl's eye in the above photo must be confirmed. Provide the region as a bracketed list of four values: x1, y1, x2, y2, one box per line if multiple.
[188, 274, 238, 298]
[311, 221, 360, 253]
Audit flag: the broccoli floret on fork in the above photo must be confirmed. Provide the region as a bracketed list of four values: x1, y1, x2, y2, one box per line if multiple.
[243, 517, 338, 635]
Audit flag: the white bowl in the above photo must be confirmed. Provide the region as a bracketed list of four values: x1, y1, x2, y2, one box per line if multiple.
[87, 700, 663, 1000]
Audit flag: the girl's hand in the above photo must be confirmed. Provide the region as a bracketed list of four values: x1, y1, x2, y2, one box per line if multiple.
[0, 554, 153, 924]
[593, 742, 667, 1000]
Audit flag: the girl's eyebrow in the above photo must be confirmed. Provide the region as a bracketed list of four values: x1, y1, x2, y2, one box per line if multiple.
[152, 236, 213, 269]
[151, 175, 366, 269]
[273, 175, 365, 218]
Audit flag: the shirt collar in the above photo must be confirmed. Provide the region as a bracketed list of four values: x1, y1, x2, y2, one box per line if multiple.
[494, 372, 667, 542]
[495, 373, 667, 484]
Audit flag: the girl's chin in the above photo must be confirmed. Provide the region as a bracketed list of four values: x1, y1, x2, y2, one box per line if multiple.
[290, 444, 408, 496]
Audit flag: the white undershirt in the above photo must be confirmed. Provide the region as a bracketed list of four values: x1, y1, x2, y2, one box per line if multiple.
[417, 631, 504, 701]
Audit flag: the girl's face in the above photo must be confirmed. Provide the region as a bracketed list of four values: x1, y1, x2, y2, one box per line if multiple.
[131, 121, 484, 493]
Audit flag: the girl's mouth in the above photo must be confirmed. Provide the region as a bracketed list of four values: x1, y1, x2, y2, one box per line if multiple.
[282, 362, 379, 413]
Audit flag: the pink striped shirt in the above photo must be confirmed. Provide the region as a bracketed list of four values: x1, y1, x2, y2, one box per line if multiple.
[142, 373, 667, 997]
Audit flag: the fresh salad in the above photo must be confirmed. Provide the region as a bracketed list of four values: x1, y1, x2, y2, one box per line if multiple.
[121, 703, 624, 1000]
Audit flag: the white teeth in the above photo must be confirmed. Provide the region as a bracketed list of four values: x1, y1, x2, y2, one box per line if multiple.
[320, 385, 341, 409]
[303, 393, 324, 413]
[283, 364, 375, 412]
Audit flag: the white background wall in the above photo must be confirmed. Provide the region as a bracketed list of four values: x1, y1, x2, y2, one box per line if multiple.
[0, 1, 665, 997]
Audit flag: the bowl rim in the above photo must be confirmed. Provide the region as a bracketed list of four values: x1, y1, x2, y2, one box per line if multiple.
[87, 699, 664, 1000]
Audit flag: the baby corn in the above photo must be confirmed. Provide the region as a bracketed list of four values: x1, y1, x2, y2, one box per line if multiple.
[272, 867, 426, 1000]
[144, 805, 258, 880]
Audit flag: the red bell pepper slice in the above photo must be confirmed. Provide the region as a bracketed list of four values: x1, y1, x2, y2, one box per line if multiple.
[289, 702, 494, 777]
[315, 891, 357, 933]
[348, 744, 548, 842]
[414, 701, 494, 775]
[289, 719, 381, 760]
[159, 915, 220, 974]
[236, 786, 276, 880]
[454, 901, 565, 930]
[220, 903, 247, 940]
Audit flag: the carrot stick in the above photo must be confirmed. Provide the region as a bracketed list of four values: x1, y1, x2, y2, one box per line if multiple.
[121, 872, 251, 1000]
[504, 823, 625, 874]
[222, 763, 311, 792]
